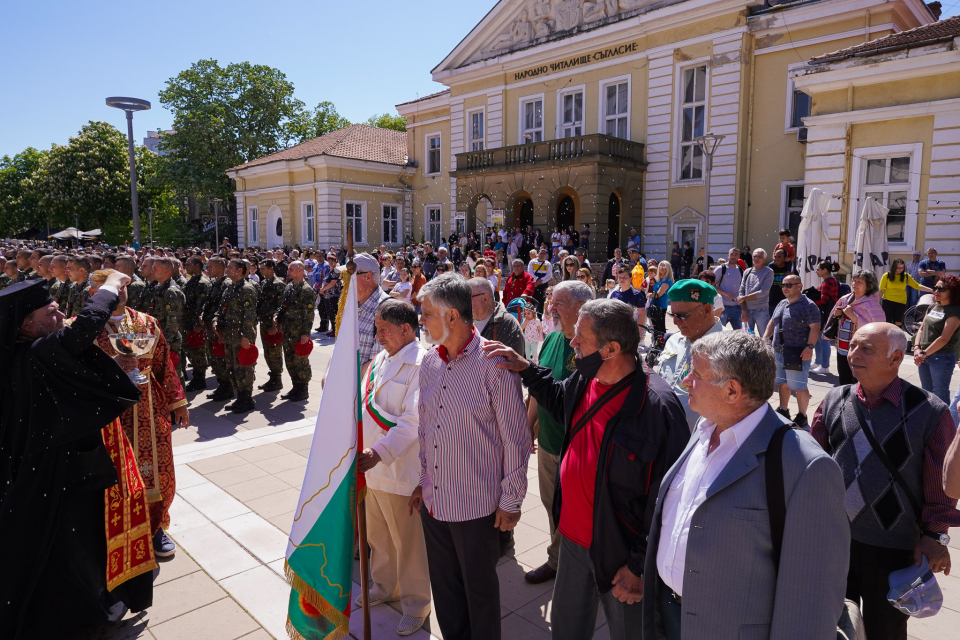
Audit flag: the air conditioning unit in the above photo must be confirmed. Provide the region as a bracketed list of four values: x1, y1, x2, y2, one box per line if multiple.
[797, 127, 809, 143]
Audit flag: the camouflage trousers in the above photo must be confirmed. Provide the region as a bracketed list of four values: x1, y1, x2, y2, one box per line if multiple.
[260, 322, 284, 376]
[225, 340, 255, 394]
[169, 334, 186, 384]
[185, 327, 208, 372]
[206, 325, 229, 385]
[281, 333, 313, 385]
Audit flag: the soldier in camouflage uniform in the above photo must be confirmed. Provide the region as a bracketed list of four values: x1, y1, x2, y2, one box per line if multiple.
[37, 254, 55, 289]
[214, 259, 259, 414]
[203, 257, 232, 400]
[256, 259, 286, 392]
[116, 256, 146, 310]
[17, 249, 39, 281]
[148, 257, 187, 384]
[137, 257, 158, 312]
[183, 256, 212, 391]
[64, 256, 92, 317]
[277, 261, 315, 402]
[173, 258, 188, 288]
[0, 259, 16, 291]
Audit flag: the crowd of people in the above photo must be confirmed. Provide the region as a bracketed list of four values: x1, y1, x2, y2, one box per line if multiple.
[1, 227, 960, 640]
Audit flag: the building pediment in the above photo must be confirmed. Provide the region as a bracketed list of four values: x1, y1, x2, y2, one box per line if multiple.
[438, 0, 691, 73]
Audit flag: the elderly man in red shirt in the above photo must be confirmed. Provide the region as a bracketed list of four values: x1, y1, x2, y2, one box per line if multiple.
[502, 258, 535, 306]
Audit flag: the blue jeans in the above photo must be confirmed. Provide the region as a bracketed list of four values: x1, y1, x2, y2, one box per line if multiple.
[721, 306, 743, 330]
[745, 308, 771, 335]
[906, 286, 920, 310]
[918, 352, 956, 406]
[950, 383, 960, 426]
[814, 337, 832, 368]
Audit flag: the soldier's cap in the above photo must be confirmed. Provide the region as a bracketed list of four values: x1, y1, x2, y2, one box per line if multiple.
[668, 279, 717, 304]
[353, 253, 381, 283]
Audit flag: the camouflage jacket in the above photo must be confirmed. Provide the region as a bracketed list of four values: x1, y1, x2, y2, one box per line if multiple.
[277, 280, 316, 339]
[23, 268, 40, 281]
[148, 279, 186, 347]
[49, 278, 69, 310]
[182, 274, 212, 331]
[66, 281, 90, 318]
[126, 275, 146, 310]
[214, 279, 258, 342]
[256, 276, 285, 324]
[201, 276, 229, 327]
[138, 280, 158, 312]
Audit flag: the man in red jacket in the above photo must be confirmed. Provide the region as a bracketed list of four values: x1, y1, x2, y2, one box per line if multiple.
[502, 258, 535, 306]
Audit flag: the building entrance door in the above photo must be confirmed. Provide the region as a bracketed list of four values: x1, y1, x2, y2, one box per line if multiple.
[518, 198, 534, 230]
[608, 193, 621, 257]
[557, 195, 575, 232]
[267, 205, 283, 248]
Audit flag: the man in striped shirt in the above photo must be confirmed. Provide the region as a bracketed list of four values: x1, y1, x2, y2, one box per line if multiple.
[409, 274, 531, 640]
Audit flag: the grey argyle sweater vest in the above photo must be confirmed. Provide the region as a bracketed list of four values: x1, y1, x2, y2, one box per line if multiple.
[819, 380, 945, 550]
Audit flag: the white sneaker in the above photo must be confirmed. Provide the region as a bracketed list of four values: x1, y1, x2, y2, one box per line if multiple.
[354, 591, 390, 608]
[397, 615, 427, 636]
[811, 365, 829, 374]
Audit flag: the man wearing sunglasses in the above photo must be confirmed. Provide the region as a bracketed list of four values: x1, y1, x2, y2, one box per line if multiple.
[657, 280, 722, 431]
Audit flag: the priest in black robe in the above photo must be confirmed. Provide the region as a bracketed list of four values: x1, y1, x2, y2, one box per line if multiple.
[0, 272, 152, 639]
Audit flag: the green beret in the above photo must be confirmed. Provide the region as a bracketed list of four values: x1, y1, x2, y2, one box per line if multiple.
[668, 279, 717, 304]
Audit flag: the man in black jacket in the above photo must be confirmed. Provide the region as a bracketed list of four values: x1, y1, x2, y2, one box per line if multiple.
[484, 298, 689, 640]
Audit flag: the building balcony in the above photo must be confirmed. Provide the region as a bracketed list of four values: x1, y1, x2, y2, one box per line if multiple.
[451, 133, 647, 177]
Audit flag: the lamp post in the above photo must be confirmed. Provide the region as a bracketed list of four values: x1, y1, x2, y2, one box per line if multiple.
[695, 131, 725, 260]
[212, 198, 222, 251]
[106, 97, 151, 246]
[147, 207, 155, 246]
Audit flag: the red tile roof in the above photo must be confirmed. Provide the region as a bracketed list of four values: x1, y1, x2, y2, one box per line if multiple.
[810, 15, 960, 62]
[228, 124, 407, 171]
[396, 90, 451, 107]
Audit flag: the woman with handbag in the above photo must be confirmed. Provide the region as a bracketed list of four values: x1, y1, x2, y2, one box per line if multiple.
[811, 259, 841, 374]
[913, 274, 960, 406]
[827, 269, 885, 385]
[880, 258, 931, 327]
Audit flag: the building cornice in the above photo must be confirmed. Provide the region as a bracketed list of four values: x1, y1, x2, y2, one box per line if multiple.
[227, 154, 404, 179]
[791, 46, 960, 93]
[235, 180, 407, 198]
[800, 96, 960, 127]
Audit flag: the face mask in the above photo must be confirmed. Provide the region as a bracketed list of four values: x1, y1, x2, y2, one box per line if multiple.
[574, 349, 610, 380]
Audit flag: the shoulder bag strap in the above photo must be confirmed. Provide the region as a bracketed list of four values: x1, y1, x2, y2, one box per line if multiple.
[568, 371, 636, 443]
[766, 423, 800, 574]
[848, 390, 923, 522]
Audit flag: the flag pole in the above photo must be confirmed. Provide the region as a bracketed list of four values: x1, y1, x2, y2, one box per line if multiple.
[357, 502, 372, 640]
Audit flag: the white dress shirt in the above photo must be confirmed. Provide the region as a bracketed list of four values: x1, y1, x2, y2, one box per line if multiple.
[656, 403, 767, 596]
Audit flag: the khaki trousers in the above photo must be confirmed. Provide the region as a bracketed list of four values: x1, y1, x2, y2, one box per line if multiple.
[538, 448, 561, 570]
[365, 488, 432, 617]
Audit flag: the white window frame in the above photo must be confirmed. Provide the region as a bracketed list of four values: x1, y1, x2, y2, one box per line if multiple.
[248, 207, 259, 245]
[344, 200, 367, 246]
[598, 74, 632, 140]
[780, 180, 805, 237]
[846, 142, 922, 252]
[518, 93, 545, 144]
[672, 58, 710, 186]
[784, 62, 811, 133]
[382, 203, 400, 246]
[425, 132, 442, 175]
[556, 84, 586, 139]
[300, 201, 315, 246]
[425, 204, 442, 247]
[468, 108, 485, 151]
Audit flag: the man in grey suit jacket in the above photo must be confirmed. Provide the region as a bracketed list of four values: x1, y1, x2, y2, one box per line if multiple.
[643, 331, 850, 640]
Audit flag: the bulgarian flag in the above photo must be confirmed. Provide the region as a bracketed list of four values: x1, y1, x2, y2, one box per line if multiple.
[285, 276, 361, 640]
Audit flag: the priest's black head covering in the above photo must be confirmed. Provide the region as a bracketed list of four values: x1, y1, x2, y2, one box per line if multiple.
[0, 279, 53, 373]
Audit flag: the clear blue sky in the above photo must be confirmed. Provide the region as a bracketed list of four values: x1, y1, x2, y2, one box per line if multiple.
[2, 0, 957, 158]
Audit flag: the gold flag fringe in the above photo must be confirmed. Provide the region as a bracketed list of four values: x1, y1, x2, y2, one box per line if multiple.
[284, 559, 350, 640]
[334, 271, 352, 335]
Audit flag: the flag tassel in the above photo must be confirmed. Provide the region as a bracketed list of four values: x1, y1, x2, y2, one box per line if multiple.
[283, 560, 350, 640]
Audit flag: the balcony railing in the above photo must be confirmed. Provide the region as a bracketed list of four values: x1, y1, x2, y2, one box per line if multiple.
[452, 133, 646, 176]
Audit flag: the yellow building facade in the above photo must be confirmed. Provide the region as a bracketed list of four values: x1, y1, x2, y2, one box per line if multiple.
[230, 0, 947, 269]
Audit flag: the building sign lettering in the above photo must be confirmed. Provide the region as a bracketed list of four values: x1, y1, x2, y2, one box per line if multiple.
[513, 41, 639, 82]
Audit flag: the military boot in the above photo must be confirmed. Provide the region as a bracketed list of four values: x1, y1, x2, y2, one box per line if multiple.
[285, 384, 309, 402]
[208, 383, 234, 401]
[260, 374, 283, 392]
[185, 369, 208, 392]
[231, 392, 256, 414]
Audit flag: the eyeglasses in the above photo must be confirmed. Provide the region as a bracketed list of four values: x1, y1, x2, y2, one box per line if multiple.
[666, 308, 703, 321]
[782, 282, 800, 288]
[934, 286, 947, 292]
[577, 274, 588, 279]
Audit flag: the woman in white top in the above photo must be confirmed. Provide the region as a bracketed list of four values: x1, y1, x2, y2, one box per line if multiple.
[389, 267, 413, 302]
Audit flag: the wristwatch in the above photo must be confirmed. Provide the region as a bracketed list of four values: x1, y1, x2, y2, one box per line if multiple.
[805, 343, 815, 350]
[922, 530, 951, 546]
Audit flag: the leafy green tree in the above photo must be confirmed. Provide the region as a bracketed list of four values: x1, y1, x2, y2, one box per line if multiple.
[289, 100, 352, 142]
[0, 147, 48, 237]
[365, 112, 407, 132]
[158, 59, 309, 203]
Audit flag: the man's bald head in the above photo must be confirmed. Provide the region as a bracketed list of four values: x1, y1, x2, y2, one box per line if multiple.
[848, 322, 908, 387]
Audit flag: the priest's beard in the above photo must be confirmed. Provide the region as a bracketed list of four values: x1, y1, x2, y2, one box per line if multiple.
[423, 323, 449, 347]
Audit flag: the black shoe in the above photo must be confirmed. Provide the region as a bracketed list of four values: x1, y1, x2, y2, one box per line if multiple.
[153, 529, 176, 558]
[261, 376, 283, 392]
[231, 395, 256, 414]
[285, 385, 309, 402]
[185, 374, 207, 392]
[776, 407, 791, 421]
[794, 412, 808, 427]
[524, 563, 557, 584]
[208, 385, 234, 401]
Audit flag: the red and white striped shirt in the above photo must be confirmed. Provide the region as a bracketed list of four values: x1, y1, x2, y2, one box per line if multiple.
[418, 329, 531, 522]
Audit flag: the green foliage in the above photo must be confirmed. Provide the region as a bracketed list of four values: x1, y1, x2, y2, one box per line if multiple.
[158, 59, 308, 202]
[365, 112, 407, 133]
[289, 101, 352, 142]
[0, 147, 48, 237]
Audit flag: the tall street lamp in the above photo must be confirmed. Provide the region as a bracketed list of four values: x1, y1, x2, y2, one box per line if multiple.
[695, 131, 725, 260]
[106, 97, 151, 246]
[147, 207, 155, 246]
[212, 198, 222, 250]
